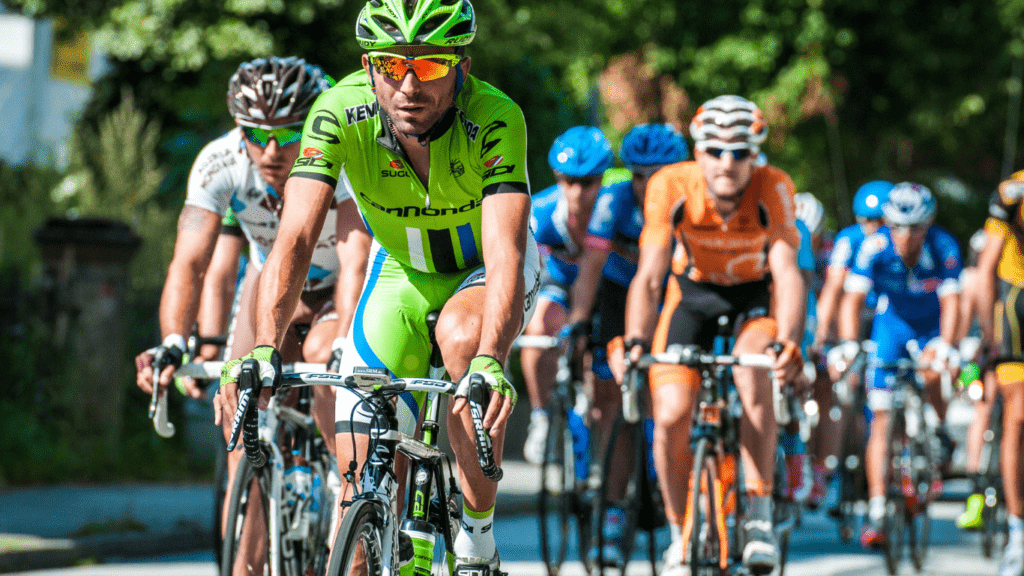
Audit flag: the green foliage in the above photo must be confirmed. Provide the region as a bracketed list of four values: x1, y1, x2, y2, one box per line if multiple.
[0, 163, 63, 281]
[59, 91, 176, 291]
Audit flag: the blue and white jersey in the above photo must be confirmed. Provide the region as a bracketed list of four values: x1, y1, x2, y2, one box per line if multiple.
[796, 219, 817, 350]
[530, 181, 620, 286]
[844, 226, 962, 324]
[588, 180, 644, 287]
[185, 128, 354, 292]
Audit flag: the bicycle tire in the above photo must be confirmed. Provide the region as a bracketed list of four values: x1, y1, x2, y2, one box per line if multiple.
[213, 439, 228, 575]
[539, 404, 572, 576]
[325, 499, 387, 576]
[221, 456, 275, 576]
[908, 435, 933, 571]
[689, 438, 724, 575]
[981, 394, 1005, 559]
[883, 411, 908, 576]
[772, 446, 790, 576]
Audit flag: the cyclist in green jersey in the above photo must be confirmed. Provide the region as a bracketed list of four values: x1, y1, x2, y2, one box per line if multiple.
[218, 1, 540, 574]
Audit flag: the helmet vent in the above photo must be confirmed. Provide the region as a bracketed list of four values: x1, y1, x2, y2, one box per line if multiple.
[418, 14, 449, 36]
[447, 19, 472, 37]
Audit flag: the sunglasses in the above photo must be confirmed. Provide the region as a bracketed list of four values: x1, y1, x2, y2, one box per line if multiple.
[704, 147, 754, 161]
[369, 52, 463, 82]
[559, 175, 602, 188]
[889, 223, 930, 235]
[242, 125, 303, 147]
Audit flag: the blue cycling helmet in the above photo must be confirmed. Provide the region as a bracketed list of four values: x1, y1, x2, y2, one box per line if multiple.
[619, 124, 689, 170]
[548, 126, 614, 178]
[883, 182, 937, 226]
[852, 180, 894, 220]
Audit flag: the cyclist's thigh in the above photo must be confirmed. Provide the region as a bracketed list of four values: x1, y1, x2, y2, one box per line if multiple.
[865, 306, 916, 411]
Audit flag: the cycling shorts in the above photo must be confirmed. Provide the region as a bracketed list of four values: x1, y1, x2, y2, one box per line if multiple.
[537, 265, 570, 310]
[865, 305, 939, 411]
[995, 279, 1024, 385]
[649, 275, 774, 391]
[335, 236, 541, 436]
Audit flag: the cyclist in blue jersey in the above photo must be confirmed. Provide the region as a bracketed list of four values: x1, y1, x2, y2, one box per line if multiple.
[573, 123, 689, 565]
[833, 182, 962, 548]
[521, 126, 615, 464]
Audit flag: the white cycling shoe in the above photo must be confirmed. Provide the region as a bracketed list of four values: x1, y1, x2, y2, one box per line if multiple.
[523, 408, 549, 465]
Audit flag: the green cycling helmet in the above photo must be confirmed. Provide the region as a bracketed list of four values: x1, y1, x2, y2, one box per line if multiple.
[356, 0, 477, 50]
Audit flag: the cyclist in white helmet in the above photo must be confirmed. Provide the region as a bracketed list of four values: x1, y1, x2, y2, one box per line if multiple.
[833, 182, 961, 548]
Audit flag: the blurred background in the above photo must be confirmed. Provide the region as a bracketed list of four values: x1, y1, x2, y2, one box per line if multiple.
[0, 0, 1022, 486]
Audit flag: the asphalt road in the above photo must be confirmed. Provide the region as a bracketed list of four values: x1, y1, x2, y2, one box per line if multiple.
[5, 502, 1004, 576]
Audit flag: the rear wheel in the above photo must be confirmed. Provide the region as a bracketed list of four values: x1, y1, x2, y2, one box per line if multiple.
[539, 404, 572, 576]
[597, 417, 658, 575]
[221, 456, 274, 576]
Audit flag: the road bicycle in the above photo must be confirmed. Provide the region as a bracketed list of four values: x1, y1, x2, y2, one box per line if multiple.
[516, 330, 598, 576]
[628, 318, 790, 576]
[230, 313, 501, 576]
[876, 357, 944, 575]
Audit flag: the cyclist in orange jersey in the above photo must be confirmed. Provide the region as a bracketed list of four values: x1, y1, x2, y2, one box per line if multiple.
[612, 95, 806, 576]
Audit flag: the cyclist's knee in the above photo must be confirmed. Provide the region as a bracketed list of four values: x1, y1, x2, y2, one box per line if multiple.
[652, 380, 696, 429]
[301, 321, 335, 364]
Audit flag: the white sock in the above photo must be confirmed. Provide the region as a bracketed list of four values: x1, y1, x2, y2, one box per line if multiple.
[453, 505, 496, 561]
[868, 496, 886, 521]
[669, 522, 683, 543]
[1009, 515, 1023, 537]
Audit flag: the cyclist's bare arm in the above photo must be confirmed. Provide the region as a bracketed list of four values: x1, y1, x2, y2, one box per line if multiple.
[448, 192, 528, 429]
[814, 264, 847, 347]
[333, 198, 372, 337]
[767, 238, 807, 380]
[475, 192, 529, 365]
[197, 233, 244, 356]
[938, 291, 960, 350]
[955, 269, 978, 343]
[137, 206, 221, 393]
[566, 246, 610, 326]
[253, 177, 335, 351]
[978, 230, 1005, 344]
[837, 289, 867, 342]
[618, 242, 671, 378]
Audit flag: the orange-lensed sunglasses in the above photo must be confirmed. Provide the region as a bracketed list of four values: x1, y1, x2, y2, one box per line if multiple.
[369, 52, 463, 82]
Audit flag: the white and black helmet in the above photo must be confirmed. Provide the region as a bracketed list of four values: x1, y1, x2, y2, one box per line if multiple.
[883, 182, 937, 226]
[227, 56, 333, 128]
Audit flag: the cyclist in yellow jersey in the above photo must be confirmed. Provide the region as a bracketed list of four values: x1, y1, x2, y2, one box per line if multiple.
[978, 170, 1024, 576]
[217, 2, 540, 574]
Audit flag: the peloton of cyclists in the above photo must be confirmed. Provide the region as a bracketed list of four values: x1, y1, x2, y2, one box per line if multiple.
[614, 94, 806, 576]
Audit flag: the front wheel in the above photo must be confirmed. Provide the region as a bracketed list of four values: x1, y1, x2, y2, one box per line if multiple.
[221, 456, 274, 576]
[689, 439, 725, 575]
[325, 499, 387, 576]
[539, 405, 572, 576]
[883, 413, 908, 575]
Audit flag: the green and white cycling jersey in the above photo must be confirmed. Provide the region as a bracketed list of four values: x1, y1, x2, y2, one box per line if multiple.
[185, 128, 353, 292]
[290, 70, 531, 274]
